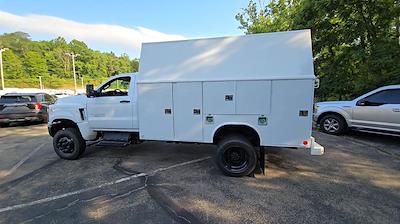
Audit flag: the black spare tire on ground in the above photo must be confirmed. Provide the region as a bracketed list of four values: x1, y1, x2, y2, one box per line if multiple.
[53, 128, 86, 160]
[216, 135, 257, 177]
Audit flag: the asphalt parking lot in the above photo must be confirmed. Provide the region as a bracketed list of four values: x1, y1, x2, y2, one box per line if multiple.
[0, 124, 399, 224]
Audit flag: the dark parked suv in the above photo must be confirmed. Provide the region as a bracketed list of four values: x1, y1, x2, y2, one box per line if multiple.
[0, 93, 56, 127]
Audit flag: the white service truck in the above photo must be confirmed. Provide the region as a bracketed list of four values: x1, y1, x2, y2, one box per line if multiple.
[48, 30, 324, 177]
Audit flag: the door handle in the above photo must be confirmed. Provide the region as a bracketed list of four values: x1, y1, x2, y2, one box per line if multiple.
[393, 108, 400, 112]
[120, 100, 130, 103]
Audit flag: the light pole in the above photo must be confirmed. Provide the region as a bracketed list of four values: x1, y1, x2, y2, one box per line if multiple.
[0, 48, 9, 90]
[38, 76, 43, 90]
[65, 52, 80, 94]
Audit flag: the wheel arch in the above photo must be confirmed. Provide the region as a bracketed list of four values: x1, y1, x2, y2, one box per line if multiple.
[317, 111, 349, 127]
[212, 123, 261, 146]
[49, 119, 80, 137]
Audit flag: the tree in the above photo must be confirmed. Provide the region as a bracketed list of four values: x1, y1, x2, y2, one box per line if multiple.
[236, 0, 301, 33]
[2, 50, 24, 79]
[236, 0, 400, 100]
[23, 51, 49, 78]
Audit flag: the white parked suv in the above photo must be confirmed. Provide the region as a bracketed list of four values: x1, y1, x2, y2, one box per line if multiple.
[314, 85, 400, 135]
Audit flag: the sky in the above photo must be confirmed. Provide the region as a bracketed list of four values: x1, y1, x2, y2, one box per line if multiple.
[0, 0, 251, 57]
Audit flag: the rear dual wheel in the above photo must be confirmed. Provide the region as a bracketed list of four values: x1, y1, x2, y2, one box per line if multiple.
[216, 135, 257, 177]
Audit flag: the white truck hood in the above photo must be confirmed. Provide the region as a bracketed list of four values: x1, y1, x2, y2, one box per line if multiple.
[54, 95, 87, 107]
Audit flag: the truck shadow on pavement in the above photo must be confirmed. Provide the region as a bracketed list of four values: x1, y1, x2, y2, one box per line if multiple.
[0, 129, 399, 223]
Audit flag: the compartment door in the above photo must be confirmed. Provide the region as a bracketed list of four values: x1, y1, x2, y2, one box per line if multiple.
[173, 82, 203, 142]
[138, 83, 174, 140]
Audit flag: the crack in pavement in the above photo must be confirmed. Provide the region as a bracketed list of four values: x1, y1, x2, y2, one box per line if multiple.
[342, 136, 400, 160]
[2, 156, 211, 224]
[146, 176, 202, 224]
[112, 159, 142, 175]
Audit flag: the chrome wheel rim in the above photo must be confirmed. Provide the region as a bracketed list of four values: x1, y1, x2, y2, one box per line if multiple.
[323, 118, 340, 133]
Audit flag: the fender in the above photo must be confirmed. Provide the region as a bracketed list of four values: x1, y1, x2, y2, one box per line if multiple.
[48, 96, 97, 140]
[316, 106, 352, 127]
[48, 108, 81, 124]
[211, 122, 262, 144]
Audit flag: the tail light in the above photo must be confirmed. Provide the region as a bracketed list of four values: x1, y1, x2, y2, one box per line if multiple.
[35, 103, 43, 110]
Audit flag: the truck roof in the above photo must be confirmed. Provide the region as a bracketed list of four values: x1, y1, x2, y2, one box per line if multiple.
[138, 29, 315, 84]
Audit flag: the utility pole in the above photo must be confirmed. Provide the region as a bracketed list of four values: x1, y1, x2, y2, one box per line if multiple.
[65, 52, 80, 94]
[0, 48, 9, 90]
[38, 76, 43, 90]
[81, 76, 84, 89]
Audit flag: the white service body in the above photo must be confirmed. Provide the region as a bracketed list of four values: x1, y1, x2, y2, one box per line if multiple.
[49, 29, 323, 154]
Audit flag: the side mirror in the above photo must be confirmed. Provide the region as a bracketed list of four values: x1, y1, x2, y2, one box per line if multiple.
[356, 99, 366, 106]
[86, 84, 95, 97]
[357, 99, 373, 106]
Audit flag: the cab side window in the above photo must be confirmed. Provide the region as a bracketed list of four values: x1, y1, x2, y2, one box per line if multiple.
[364, 89, 400, 105]
[98, 77, 131, 97]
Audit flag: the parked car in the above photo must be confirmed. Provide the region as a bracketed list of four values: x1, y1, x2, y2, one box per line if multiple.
[314, 85, 400, 135]
[54, 92, 71, 99]
[0, 93, 56, 127]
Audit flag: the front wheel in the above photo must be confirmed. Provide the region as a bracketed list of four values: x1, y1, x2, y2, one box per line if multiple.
[319, 114, 347, 135]
[216, 135, 257, 177]
[53, 128, 86, 160]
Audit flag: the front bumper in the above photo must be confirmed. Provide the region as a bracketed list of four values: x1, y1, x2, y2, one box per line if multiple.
[48, 123, 53, 136]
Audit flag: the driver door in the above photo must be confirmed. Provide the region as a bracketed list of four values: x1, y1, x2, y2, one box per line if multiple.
[87, 76, 133, 130]
[352, 89, 400, 131]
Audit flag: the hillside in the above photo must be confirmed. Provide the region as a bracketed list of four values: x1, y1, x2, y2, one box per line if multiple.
[0, 32, 139, 89]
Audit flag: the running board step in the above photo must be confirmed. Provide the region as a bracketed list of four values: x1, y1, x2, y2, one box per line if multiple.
[96, 140, 131, 147]
[102, 132, 131, 141]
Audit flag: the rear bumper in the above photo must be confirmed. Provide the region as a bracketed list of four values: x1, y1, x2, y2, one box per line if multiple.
[0, 113, 44, 124]
[310, 137, 324, 155]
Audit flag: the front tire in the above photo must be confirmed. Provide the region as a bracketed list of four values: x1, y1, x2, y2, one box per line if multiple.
[319, 114, 347, 135]
[53, 128, 86, 160]
[216, 135, 257, 177]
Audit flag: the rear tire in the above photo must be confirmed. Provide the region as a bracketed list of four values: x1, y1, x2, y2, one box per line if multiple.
[216, 135, 257, 177]
[319, 114, 347, 135]
[53, 128, 86, 160]
[0, 123, 9, 128]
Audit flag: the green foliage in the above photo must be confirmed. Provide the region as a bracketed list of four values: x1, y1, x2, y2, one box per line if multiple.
[0, 32, 139, 89]
[2, 50, 24, 79]
[24, 51, 49, 78]
[237, 0, 400, 100]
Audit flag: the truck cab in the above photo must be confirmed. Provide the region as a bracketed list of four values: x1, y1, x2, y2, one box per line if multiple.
[48, 73, 139, 142]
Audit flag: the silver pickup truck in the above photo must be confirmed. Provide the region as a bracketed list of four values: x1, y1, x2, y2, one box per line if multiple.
[314, 85, 400, 135]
